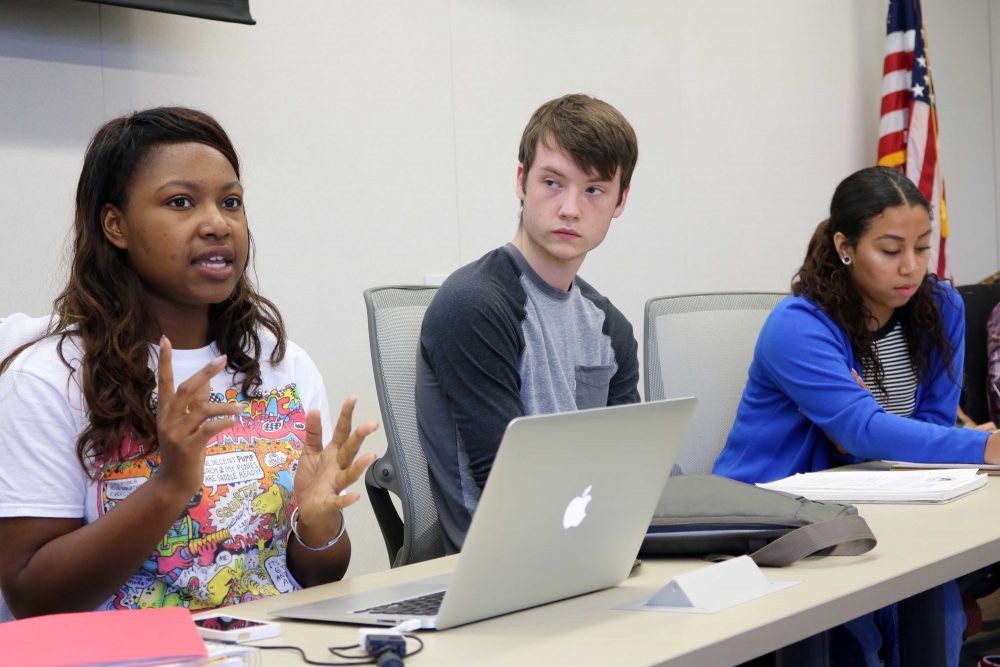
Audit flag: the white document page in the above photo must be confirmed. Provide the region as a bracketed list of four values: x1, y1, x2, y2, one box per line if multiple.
[885, 460, 1000, 474]
[757, 468, 987, 503]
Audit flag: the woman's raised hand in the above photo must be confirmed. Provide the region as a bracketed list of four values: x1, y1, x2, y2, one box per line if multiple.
[154, 336, 243, 498]
[292, 397, 378, 544]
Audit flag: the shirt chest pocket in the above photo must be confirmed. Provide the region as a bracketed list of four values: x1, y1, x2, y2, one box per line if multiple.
[575, 365, 615, 410]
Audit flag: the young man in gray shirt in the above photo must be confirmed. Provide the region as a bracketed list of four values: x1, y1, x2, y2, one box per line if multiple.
[417, 94, 640, 552]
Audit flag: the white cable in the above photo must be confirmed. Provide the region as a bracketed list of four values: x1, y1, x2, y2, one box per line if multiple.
[389, 619, 422, 633]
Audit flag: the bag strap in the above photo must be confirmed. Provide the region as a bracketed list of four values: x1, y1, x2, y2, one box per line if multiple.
[743, 514, 876, 567]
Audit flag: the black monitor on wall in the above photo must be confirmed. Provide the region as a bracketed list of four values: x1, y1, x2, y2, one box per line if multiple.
[77, 0, 254, 25]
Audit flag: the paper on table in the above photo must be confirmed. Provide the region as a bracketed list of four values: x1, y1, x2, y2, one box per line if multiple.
[2, 607, 206, 667]
[757, 468, 987, 503]
[885, 460, 1000, 475]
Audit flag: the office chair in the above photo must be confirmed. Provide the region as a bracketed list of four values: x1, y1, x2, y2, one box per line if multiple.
[644, 292, 786, 474]
[363, 285, 445, 567]
[955, 282, 1000, 425]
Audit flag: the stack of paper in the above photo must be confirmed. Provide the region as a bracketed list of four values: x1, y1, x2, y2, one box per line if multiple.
[757, 468, 987, 504]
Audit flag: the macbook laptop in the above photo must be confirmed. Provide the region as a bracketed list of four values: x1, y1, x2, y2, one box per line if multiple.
[272, 397, 696, 630]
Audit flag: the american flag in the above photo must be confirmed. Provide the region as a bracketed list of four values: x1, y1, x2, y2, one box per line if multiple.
[877, 0, 948, 278]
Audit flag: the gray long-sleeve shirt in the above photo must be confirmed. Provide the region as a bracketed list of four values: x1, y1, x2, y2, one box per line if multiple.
[416, 244, 639, 552]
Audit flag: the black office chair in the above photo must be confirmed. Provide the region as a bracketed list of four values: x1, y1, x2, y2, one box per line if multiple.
[956, 282, 1000, 424]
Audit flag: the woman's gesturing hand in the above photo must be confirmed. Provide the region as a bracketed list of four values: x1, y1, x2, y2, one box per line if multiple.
[154, 337, 243, 498]
[292, 397, 378, 545]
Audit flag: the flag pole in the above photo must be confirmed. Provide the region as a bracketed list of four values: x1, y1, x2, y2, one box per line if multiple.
[918, 4, 949, 277]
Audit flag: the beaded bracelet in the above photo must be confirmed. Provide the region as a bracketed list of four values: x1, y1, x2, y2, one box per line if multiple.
[289, 506, 345, 551]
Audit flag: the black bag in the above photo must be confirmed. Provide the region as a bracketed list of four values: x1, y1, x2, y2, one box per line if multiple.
[640, 474, 877, 566]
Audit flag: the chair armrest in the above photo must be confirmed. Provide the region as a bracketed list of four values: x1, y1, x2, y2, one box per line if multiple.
[365, 462, 403, 565]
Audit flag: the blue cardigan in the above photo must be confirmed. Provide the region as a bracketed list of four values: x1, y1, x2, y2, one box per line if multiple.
[713, 282, 988, 484]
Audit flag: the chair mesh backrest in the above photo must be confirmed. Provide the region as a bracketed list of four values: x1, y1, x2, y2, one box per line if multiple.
[645, 293, 786, 474]
[366, 286, 444, 564]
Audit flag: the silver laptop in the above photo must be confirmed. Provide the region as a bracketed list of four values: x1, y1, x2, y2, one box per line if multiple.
[272, 397, 696, 630]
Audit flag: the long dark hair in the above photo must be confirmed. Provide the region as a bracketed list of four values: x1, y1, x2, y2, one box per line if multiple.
[1, 107, 286, 473]
[792, 166, 954, 393]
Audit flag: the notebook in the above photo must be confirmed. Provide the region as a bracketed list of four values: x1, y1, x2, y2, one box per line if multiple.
[272, 397, 696, 630]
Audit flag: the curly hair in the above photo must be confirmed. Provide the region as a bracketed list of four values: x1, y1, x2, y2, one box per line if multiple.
[792, 166, 954, 395]
[0, 107, 286, 475]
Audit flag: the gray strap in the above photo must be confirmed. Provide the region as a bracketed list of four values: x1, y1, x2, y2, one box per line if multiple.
[747, 515, 877, 567]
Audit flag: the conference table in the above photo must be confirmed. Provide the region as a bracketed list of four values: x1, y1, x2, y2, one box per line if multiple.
[223, 475, 1000, 666]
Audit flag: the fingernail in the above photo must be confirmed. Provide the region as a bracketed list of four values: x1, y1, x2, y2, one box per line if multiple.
[214, 354, 227, 366]
[159, 335, 165, 346]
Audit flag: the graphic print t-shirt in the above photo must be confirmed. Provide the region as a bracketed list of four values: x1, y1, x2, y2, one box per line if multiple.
[0, 336, 331, 617]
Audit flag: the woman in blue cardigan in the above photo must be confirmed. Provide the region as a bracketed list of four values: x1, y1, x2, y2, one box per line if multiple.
[713, 166, 1000, 666]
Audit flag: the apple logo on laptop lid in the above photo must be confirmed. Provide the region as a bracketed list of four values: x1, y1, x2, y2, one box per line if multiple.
[563, 485, 592, 529]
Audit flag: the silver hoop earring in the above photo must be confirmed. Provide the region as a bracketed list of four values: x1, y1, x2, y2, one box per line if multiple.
[841, 255, 852, 266]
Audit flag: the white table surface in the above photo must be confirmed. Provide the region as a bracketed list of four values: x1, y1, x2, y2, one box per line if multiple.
[222, 476, 1000, 666]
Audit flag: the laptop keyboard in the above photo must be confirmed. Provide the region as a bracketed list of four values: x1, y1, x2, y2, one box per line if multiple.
[354, 590, 445, 616]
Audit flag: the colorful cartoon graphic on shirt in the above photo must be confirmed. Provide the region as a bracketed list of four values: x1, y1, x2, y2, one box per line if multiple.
[96, 383, 307, 611]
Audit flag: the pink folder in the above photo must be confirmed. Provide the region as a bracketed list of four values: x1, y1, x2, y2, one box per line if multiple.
[2, 607, 207, 666]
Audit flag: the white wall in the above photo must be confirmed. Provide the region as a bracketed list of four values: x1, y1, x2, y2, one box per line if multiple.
[924, 0, 998, 282]
[0, 0, 997, 577]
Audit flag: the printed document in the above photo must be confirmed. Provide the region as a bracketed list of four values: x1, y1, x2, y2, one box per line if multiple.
[757, 468, 987, 503]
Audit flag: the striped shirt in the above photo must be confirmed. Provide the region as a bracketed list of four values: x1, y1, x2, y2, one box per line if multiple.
[862, 317, 917, 417]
